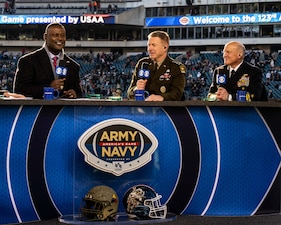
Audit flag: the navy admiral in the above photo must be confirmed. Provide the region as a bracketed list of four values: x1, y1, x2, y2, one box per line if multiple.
[127, 31, 186, 101]
[207, 41, 267, 101]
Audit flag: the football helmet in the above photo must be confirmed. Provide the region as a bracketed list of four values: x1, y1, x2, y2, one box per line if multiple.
[122, 184, 167, 219]
[81, 185, 118, 221]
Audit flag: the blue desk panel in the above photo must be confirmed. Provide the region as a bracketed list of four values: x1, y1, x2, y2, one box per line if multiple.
[0, 104, 280, 224]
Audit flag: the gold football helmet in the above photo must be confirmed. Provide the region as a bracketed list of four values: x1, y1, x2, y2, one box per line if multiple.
[81, 185, 118, 221]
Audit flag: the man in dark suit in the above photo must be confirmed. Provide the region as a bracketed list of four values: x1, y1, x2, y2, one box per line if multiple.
[127, 31, 186, 101]
[207, 41, 267, 101]
[13, 22, 82, 99]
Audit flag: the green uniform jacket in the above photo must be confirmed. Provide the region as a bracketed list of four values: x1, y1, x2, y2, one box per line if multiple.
[127, 56, 186, 101]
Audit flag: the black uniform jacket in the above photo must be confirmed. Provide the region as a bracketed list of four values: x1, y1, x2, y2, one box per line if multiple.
[13, 47, 82, 99]
[127, 56, 186, 101]
[208, 61, 267, 101]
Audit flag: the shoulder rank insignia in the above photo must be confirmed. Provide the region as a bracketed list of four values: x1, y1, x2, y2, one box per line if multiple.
[180, 64, 186, 73]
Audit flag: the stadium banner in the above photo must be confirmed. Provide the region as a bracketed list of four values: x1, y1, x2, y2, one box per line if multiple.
[146, 12, 281, 27]
[0, 14, 115, 24]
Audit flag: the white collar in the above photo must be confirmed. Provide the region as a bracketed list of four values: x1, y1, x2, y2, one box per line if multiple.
[228, 61, 243, 72]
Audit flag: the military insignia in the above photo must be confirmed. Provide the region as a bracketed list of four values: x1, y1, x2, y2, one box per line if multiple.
[180, 64, 186, 73]
[159, 70, 171, 81]
[237, 74, 249, 87]
[160, 86, 166, 93]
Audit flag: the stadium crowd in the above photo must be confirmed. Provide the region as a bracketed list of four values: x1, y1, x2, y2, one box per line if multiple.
[0, 49, 280, 100]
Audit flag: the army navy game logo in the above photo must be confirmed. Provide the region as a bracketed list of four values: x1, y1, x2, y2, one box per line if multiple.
[77, 118, 158, 176]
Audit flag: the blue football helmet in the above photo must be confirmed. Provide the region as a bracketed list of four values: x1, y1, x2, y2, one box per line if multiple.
[122, 184, 167, 219]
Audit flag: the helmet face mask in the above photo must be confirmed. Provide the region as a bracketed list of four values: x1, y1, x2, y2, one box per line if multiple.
[81, 185, 118, 221]
[123, 184, 167, 220]
[144, 195, 167, 218]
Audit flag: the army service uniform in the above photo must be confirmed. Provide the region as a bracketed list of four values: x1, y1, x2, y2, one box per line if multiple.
[127, 56, 186, 101]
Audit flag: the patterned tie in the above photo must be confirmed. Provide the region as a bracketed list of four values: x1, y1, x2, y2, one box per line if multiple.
[53, 56, 58, 68]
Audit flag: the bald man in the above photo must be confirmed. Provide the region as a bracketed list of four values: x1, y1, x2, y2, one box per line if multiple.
[207, 41, 267, 101]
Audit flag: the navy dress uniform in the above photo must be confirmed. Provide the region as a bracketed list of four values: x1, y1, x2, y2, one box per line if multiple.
[127, 56, 186, 101]
[208, 61, 267, 101]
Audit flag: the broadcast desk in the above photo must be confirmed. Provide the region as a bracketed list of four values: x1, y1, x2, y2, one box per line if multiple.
[1, 99, 280, 224]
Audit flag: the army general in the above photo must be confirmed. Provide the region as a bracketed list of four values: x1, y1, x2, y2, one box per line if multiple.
[127, 31, 186, 101]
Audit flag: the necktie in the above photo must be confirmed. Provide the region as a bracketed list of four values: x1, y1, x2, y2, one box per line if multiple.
[53, 56, 58, 68]
[230, 69, 235, 78]
[154, 63, 158, 73]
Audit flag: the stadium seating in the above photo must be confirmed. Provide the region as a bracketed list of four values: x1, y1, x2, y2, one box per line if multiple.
[1, 52, 281, 100]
